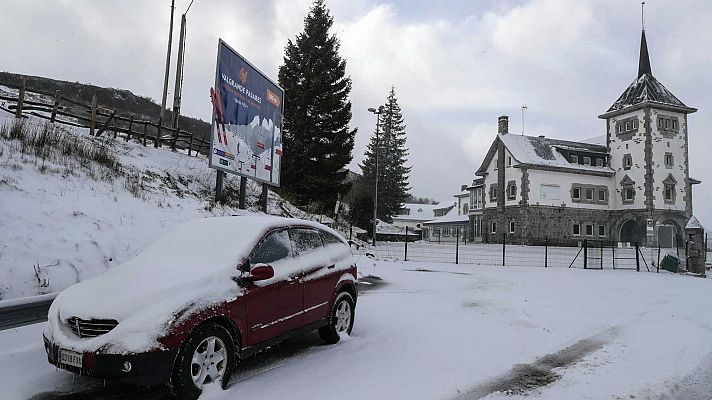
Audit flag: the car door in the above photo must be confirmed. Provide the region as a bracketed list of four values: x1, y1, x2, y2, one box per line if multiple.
[244, 228, 304, 346]
[290, 228, 336, 325]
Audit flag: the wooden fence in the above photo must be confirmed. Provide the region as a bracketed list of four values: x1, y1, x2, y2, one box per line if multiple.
[0, 78, 210, 157]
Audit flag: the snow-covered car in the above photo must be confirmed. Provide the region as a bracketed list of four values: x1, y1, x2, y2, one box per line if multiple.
[42, 215, 357, 399]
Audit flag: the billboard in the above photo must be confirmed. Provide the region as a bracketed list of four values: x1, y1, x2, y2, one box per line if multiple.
[209, 39, 284, 186]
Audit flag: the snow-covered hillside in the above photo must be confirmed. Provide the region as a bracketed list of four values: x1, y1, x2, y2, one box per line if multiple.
[0, 109, 324, 301]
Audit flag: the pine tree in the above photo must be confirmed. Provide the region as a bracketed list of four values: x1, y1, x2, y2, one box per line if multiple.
[278, 0, 356, 213]
[359, 86, 411, 223]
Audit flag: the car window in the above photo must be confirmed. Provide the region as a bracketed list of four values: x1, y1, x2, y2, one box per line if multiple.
[290, 228, 323, 256]
[251, 229, 292, 265]
[320, 230, 345, 246]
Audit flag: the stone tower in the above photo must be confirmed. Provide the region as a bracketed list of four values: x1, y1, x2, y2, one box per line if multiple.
[598, 28, 699, 246]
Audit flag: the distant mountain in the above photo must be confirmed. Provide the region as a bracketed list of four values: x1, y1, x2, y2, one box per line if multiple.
[0, 72, 210, 142]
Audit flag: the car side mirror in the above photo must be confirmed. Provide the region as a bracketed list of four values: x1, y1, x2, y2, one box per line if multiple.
[249, 263, 274, 281]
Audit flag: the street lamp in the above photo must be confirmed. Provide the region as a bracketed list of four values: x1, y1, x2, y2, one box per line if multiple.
[368, 106, 385, 246]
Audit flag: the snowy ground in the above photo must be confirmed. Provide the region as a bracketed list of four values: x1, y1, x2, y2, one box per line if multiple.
[2, 259, 712, 400]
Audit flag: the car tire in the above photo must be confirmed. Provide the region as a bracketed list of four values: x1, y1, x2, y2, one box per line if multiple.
[319, 292, 355, 344]
[170, 322, 235, 400]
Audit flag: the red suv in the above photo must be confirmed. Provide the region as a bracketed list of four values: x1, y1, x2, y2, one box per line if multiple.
[43, 215, 357, 399]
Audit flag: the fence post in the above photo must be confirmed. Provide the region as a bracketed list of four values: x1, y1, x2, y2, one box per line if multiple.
[155, 121, 162, 148]
[612, 242, 616, 269]
[142, 122, 148, 146]
[404, 226, 409, 261]
[583, 240, 588, 270]
[126, 115, 134, 142]
[50, 90, 61, 123]
[635, 242, 641, 272]
[544, 236, 548, 268]
[502, 233, 506, 267]
[657, 243, 660, 273]
[89, 94, 97, 136]
[349, 222, 353, 241]
[188, 133, 194, 156]
[15, 77, 26, 118]
[455, 228, 459, 264]
[600, 244, 603, 269]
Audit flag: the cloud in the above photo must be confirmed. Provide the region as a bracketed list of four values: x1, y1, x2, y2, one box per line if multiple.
[2, 0, 712, 225]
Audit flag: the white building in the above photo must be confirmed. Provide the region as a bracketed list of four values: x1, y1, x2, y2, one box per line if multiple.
[472, 28, 700, 247]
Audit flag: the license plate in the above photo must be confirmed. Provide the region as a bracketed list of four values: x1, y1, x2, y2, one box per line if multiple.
[58, 348, 82, 368]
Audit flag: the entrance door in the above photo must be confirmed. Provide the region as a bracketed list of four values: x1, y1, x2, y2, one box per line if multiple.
[658, 225, 674, 248]
[244, 229, 304, 346]
[619, 220, 642, 244]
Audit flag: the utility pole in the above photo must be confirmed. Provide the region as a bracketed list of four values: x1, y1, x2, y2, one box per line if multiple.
[158, 0, 176, 148]
[368, 106, 385, 246]
[170, 12, 187, 150]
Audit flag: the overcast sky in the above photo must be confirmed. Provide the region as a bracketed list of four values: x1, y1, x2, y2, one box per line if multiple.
[3, 0, 712, 226]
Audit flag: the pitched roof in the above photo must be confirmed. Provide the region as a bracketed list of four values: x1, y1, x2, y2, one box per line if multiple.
[685, 215, 704, 230]
[602, 30, 696, 116]
[476, 134, 614, 176]
[423, 207, 468, 225]
[392, 203, 440, 222]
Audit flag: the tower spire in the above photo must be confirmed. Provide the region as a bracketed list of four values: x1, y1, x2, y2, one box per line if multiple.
[638, 2, 652, 77]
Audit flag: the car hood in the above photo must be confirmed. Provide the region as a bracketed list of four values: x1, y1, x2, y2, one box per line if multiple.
[46, 257, 242, 354]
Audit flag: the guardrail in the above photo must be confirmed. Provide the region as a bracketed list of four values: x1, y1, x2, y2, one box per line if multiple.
[0, 293, 57, 331]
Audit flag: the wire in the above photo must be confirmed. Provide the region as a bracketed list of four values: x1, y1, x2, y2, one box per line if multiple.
[185, 0, 195, 14]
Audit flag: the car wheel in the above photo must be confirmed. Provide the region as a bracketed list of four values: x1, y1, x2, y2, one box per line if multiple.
[171, 322, 235, 400]
[319, 292, 355, 344]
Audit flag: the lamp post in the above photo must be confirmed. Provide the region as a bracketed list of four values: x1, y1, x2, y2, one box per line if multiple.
[368, 106, 385, 246]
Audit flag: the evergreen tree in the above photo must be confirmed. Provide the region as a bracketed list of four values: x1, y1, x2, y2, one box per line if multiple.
[359, 86, 411, 223]
[278, 0, 356, 213]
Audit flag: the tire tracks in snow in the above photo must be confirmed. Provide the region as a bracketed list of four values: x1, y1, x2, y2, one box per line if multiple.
[453, 327, 619, 400]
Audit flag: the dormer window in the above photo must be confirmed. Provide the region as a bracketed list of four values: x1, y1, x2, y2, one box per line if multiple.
[571, 155, 579, 164]
[583, 156, 591, 166]
[595, 158, 604, 167]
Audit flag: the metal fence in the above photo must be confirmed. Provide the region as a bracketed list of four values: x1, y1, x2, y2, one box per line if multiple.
[356, 237, 689, 272]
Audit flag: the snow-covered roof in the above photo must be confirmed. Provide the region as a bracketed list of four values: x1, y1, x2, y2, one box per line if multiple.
[605, 73, 695, 115]
[392, 203, 440, 222]
[580, 135, 606, 146]
[454, 191, 469, 197]
[423, 207, 468, 225]
[476, 134, 614, 176]
[685, 216, 705, 230]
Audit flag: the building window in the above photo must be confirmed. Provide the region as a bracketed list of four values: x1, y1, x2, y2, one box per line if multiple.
[658, 115, 679, 134]
[571, 154, 579, 164]
[616, 117, 639, 137]
[598, 189, 607, 203]
[507, 156, 512, 167]
[583, 156, 591, 166]
[433, 228, 440, 237]
[491, 221, 497, 234]
[442, 227, 450, 237]
[595, 158, 604, 167]
[509, 221, 515, 233]
[572, 187, 581, 201]
[623, 154, 632, 170]
[664, 153, 674, 169]
[489, 184, 498, 202]
[585, 224, 594, 236]
[624, 187, 634, 202]
[585, 188, 594, 201]
[507, 182, 517, 200]
[664, 178, 676, 204]
[462, 203, 469, 214]
[598, 225, 606, 237]
[573, 224, 581, 236]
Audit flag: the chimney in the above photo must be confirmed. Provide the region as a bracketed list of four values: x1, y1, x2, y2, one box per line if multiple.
[461, 185, 467, 191]
[498, 115, 509, 135]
